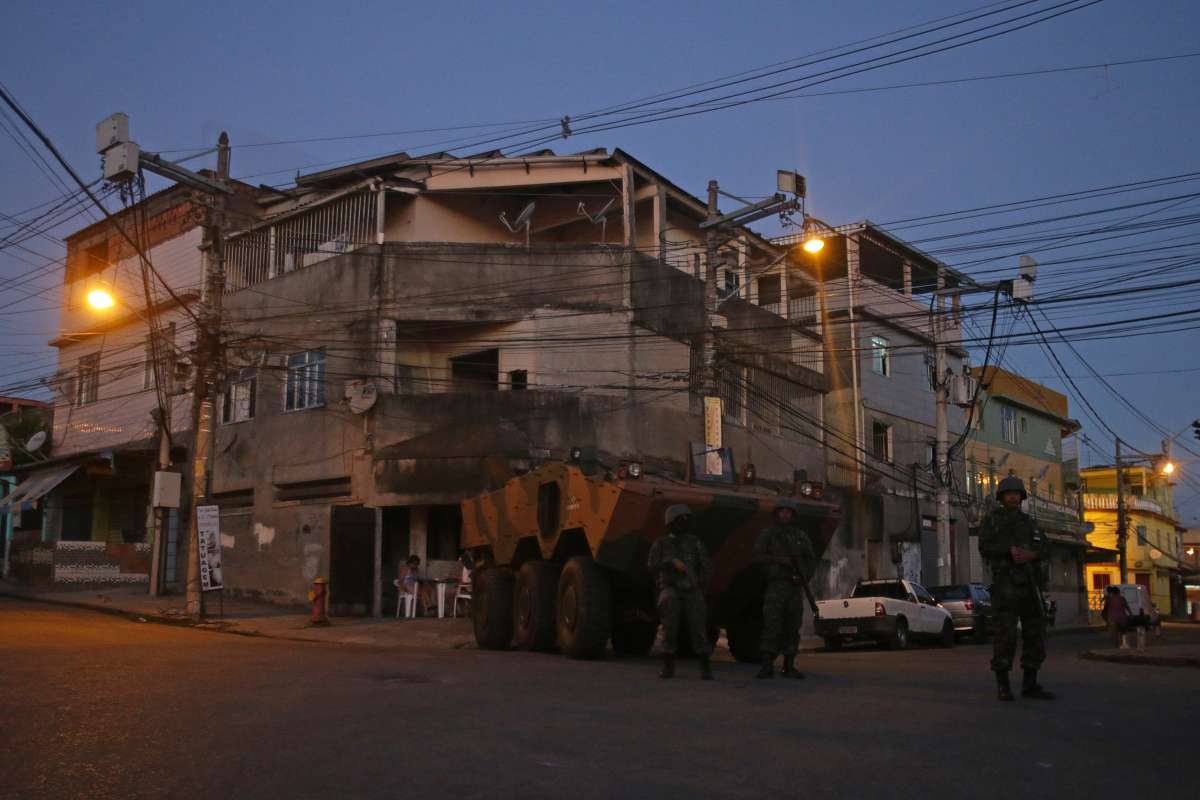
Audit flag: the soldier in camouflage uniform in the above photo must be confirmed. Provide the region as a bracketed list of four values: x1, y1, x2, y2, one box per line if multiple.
[979, 476, 1056, 701]
[647, 504, 714, 680]
[753, 499, 816, 679]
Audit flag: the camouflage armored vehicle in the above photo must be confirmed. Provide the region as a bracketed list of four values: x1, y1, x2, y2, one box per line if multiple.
[460, 457, 840, 661]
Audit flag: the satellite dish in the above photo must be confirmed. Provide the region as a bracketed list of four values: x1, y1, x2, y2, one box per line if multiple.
[345, 380, 378, 415]
[26, 431, 47, 451]
[499, 202, 537, 245]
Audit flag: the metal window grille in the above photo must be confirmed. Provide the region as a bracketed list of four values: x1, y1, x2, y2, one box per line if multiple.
[222, 376, 256, 423]
[225, 190, 376, 292]
[285, 351, 326, 411]
[76, 354, 99, 406]
[870, 336, 889, 376]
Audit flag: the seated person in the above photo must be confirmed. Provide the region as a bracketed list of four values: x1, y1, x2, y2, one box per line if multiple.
[397, 555, 435, 613]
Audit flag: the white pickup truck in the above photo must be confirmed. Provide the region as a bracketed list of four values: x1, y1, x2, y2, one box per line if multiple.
[814, 579, 955, 650]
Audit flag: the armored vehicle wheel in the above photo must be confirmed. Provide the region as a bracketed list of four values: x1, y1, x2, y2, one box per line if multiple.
[514, 561, 559, 651]
[474, 568, 515, 650]
[725, 611, 763, 664]
[556, 557, 612, 659]
[611, 621, 657, 657]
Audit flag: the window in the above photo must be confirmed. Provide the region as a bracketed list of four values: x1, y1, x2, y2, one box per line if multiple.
[723, 270, 739, 295]
[1001, 406, 1017, 444]
[285, 350, 325, 411]
[928, 363, 938, 392]
[509, 369, 528, 390]
[76, 353, 99, 406]
[1020, 416, 1028, 433]
[756, 274, 781, 307]
[143, 324, 175, 391]
[1136, 525, 1147, 546]
[222, 375, 256, 423]
[870, 336, 890, 376]
[450, 349, 499, 392]
[872, 420, 893, 463]
[924, 443, 935, 471]
[1092, 572, 1110, 591]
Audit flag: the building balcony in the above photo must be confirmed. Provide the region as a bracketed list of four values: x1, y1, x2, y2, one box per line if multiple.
[1083, 494, 1164, 516]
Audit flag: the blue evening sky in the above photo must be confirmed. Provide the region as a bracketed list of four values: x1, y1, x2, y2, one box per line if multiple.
[2, 0, 1198, 520]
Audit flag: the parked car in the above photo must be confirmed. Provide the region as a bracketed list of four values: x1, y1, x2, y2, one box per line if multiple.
[815, 579, 955, 650]
[929, 583, 994, 641]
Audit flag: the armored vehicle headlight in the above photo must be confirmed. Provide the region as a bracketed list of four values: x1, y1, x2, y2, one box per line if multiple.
[799, 481, 814, 497]
[627, 462, 642, 478]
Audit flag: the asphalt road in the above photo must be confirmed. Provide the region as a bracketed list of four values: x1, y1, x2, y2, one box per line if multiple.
[2, 599, 1196, 800]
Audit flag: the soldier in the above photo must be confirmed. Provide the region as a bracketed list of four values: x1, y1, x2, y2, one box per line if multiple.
[647, 504, 714, 680]
[753, 499, 816, 679]
[979, 476, 1056, 702]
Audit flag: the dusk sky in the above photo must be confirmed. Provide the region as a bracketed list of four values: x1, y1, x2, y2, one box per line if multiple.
[2, 0, 1198, 521]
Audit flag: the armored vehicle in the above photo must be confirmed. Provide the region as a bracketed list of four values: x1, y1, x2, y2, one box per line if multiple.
[461, 457, 840, 661]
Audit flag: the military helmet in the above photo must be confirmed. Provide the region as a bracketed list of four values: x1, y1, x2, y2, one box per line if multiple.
[774, 498, 803, 515]
[996, 475, 1028, 501]
[664, 504, 693, 526]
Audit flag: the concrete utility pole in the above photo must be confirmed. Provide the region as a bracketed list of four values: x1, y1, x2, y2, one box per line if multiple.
[932, 256, 1036, 585]
[1115, 438, 1128, 583]
[696, 177, 802, 476]
[185, 132, 231, 618]
[96, 114, 234, 618]
[933, 293, 952, 585]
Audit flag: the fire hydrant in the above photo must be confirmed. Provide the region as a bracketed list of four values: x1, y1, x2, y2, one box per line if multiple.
[308, 577, 330, 626]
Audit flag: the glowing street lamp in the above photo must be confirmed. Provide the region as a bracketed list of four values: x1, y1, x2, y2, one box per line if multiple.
[802, 236, 825, 253]
[797, 216, 837, 255]
[1161, 461, 1175, 476]
[87, 287, 115, 310]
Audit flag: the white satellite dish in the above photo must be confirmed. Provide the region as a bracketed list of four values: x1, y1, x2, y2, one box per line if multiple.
[345, 380, 378, 415]
[25, 431, 47, 451]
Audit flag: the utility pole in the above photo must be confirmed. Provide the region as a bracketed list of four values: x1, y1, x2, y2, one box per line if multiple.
[695, 176, 802, 476]
[96, 114, 233, 619]
[1115, 438, 1128, 583]
[933, 292, 952, 585]
[932, 256, 1037, 586]
[184, 132, 230, 618]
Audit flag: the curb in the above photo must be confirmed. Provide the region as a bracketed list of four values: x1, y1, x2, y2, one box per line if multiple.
[0, 589, 199, 628]
[1079, 650, 1200, 669]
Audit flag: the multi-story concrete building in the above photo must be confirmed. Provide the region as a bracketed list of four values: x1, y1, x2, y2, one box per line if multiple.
[1, 180, 258, 589]
[205, 148, 829, 612]
[1082, 461, 1186, 616]
[775, 223, 970, 592]
[964, 366, 1089, 625]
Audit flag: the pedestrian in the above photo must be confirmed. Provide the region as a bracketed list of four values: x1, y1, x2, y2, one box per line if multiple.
[1100, 585, 1132, 648]
[398, 555, 434, 614]
[978, 476, 1055, 701]
[753, 499, 816, 680]
[647, 504, 713, 680]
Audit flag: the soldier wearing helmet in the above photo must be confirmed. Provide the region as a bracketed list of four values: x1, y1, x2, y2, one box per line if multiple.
[647, 504, 714, 680]
[979, 475, 1055, 701]
[752, 498, 816, 679]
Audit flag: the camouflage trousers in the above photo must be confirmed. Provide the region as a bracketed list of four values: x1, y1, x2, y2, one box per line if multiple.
[760, 580, 804, 656]
[658, 587, 710, 656]
[990, 580, 1047, 672]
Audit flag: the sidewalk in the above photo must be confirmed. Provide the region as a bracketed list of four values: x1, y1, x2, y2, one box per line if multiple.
[0, 581, 476, 650]
[1079, 624, 1200, 668]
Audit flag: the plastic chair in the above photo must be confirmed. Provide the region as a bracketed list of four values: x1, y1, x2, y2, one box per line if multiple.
[452, 567, 472, 618]
[394, 578, 417, 619]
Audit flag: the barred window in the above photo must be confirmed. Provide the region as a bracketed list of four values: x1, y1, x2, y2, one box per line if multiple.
[285, 350, 325, 411]
[76, 353, 99, 406]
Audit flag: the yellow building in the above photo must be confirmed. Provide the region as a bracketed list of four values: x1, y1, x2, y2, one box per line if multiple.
[1081, 463, 1185, 615]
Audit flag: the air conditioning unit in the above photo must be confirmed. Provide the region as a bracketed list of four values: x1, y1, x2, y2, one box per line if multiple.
[950, 373, 978, 406]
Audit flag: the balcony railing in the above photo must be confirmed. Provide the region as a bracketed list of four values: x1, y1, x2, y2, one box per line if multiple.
[225, 189, 376, 292]
[1083, 494, 1164, 515]
[788, 295, 818, 324]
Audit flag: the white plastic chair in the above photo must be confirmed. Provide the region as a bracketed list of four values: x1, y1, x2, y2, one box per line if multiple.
[452, 567, 472, 618]
[394, 578, 417, 619]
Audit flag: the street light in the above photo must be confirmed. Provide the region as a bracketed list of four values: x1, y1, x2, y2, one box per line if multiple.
[86, 287, 115, 310]
[798, 216, 837, 255]
[802, 236, 824, 253]
[1161, 461, 1176, 475]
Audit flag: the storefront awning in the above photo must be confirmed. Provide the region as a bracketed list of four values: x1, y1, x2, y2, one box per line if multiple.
[1046, 532, 1088, 548]
[0, 464, 79, 514]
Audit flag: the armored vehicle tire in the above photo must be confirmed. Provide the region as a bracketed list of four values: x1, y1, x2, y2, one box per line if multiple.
[886, 617, 909, 651]
[939, 619, 955, 648]
[474, 568, 516, 650]
[611, 621, 657, 657]
[556, 557, 612, 659]
[514, 561, 559, 652]
[725, 611, 764, 664]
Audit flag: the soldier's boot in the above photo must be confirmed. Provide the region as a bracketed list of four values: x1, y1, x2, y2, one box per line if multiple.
[756, 653, 775, 679]
[698, 655, 714, 681]
[995, 670, 1014, 701]
[781, 655, 806, 680]
[1021, 669, 1056, 700]
[659, 654, 676, 679]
